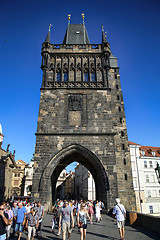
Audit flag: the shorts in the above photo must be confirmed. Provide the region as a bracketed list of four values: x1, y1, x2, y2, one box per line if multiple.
[15, 223, 24, 232]
[117, 221, 125, 229]
[62, 222, 72, 233]
[79, 223, 87, 229]
[28, 226, 36, 238]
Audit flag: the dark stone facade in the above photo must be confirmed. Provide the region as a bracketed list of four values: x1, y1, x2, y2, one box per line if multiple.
[32, 23, 136, 211]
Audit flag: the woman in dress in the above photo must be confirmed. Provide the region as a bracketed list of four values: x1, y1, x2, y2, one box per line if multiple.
[88, 200, 94, 223]
[95, 200, 100, 222]
[77, 203, 91, 240]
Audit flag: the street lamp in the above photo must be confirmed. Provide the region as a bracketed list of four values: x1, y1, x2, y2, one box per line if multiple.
[155, 163, 160, 183]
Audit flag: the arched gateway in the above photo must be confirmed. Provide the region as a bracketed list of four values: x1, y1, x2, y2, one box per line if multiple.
[32, 16, 136, 212]
[38, 144, 109, 209]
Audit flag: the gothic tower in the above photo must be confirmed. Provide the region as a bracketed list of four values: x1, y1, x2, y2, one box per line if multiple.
[32, 15, 136, 211]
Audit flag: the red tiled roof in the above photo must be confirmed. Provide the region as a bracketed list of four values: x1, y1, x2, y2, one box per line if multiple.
[128, 141, 140, 145]
[140, 146, 160, 157]
[16, 159, 27, 164]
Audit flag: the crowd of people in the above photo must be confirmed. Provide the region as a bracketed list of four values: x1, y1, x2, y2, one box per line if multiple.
[0, 200, 44, 240]
[50, 199, 104, 240]
[0, 198, 126, 240]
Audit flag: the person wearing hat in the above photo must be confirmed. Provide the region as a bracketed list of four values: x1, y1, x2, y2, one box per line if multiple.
[112, 198, 126, 240]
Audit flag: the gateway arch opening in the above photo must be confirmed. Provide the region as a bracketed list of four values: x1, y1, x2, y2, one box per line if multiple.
[55, 162, 96, 201]
[50, 146, 109, 208]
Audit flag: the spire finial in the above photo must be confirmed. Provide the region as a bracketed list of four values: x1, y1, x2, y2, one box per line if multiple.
[49, 24, 52, 32]
[101, 25, 104, 31]
[68, 14, 71, 25]
[101, 25, 107, 44]
[82, 13, 85, 24]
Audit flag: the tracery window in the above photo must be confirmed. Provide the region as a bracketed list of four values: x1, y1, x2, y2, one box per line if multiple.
[56, 72, 61, 82]
[84, 72, 89, 82]
[63, 72, 68, 81]
[91, 72, 96, 82]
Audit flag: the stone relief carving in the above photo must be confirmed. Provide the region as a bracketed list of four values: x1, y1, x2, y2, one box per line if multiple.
[68, 95, 82, 111]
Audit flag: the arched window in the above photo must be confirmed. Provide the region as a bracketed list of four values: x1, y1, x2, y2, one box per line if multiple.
[91, 72, 96, 82]
[84, 72, 89, 82]
[63, 72, 68, 81]
[56, 72, 61, 82]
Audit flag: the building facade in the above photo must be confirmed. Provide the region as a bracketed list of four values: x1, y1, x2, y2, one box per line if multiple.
[56, 169, 66, 200]
[0, 125, 17, 203]
[24, 159, 34, 196]
[11, 159, 27, 196]
[75, 163, 96, 200]
[129, 141, 160, 214]
[32, 16, 136, 211]
[65, 171, 75, 199]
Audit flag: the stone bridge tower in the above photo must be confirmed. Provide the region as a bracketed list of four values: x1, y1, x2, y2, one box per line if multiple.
[32, 15, 136, 211]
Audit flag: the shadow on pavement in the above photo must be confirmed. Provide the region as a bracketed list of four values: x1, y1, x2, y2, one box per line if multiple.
[87, 231, 119, 240]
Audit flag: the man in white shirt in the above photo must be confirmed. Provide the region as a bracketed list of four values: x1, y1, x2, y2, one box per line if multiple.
[112, 198, 126, 240]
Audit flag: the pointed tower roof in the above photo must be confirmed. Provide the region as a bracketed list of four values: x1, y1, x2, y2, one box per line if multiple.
[101, 25, 107, 44]
[63, 14, 90, 45]
[45, 24, 52, 43]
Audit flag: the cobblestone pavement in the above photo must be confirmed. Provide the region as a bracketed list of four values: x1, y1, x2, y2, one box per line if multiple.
[11, 213, 159, 240]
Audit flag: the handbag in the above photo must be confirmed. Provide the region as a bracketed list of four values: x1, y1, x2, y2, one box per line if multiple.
[79, 222, 83, 228]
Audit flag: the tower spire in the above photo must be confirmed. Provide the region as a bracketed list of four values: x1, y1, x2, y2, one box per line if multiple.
[45, 24, 52, 43]
[82, 13, 85, 25]
[68, 14, 71, 25]
[101, 25, 107, 44]
[82, 13, 86, 44]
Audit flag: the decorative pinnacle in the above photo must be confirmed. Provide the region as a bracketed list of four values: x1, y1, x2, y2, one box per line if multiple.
[49, 24, 52, 31]
[68, 14, 71, 25]
[82, 13, 85, 24]
[101, 25, 107, 43]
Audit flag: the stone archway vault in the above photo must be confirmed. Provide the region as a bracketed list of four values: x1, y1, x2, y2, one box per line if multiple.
[38, 144, 109, 209]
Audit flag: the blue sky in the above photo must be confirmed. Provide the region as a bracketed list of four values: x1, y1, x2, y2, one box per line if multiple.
[0, 0, 160, 170]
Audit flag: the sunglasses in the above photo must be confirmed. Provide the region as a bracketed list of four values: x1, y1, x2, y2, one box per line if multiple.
[0, 208, 4, 210]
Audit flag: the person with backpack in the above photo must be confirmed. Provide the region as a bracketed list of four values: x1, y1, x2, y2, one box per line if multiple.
[112, 198, 126, 240]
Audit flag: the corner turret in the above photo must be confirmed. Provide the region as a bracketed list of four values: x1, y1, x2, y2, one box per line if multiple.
[45, 24, 52, 43]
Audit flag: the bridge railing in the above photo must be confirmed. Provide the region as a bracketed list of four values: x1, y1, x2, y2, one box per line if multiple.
[128, 211, 160, 234]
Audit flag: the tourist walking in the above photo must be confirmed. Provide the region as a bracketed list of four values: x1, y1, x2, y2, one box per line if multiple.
[15, 202, 27, 240]
[5, 205, 13, 239]
[59, 200, 74, 240]
[12, 202, 18, 236]
[99, 200, 104, 220]
[95, 200, 100, 222]
[88, 201, 94, 223]
[112, 198, 126, 240]
[77, 203, 91, 240]
[36, 201, 44, 237]
[55, 202, 62, 236]
[0, 204, 10, 240]
[26, 207, 39, 240]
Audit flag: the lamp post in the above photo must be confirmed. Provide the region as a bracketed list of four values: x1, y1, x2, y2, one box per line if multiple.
[155, 163, 160, 183]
